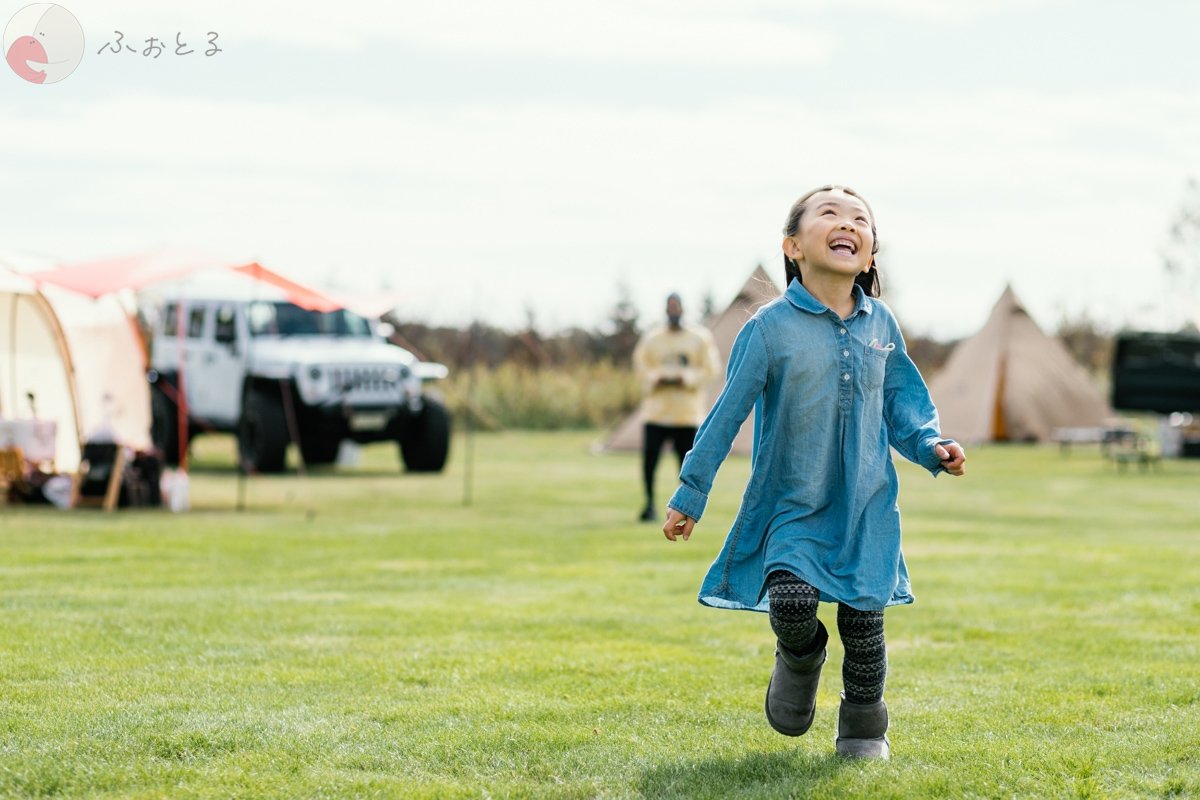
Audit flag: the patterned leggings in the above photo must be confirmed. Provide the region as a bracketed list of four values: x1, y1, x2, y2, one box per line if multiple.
[766, 570, 887, 705]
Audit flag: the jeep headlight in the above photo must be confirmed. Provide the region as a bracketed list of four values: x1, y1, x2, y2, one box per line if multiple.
[295, 364, 326, 404]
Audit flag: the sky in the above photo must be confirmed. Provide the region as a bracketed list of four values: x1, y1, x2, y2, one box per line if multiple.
[2, 0, 1198, 340]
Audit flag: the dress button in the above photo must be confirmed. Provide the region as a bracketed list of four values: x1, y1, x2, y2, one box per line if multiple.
[843, 373, 850, 381]
[843, 350, 849, 357]
[839, 328, 847, 335]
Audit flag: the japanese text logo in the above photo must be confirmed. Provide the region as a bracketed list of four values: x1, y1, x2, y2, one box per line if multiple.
[4, 3, 83, 84]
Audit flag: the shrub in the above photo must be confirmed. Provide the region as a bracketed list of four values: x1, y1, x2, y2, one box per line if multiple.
[440, 363, 641, 431]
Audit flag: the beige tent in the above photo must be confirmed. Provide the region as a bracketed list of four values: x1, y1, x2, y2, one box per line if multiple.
[605, 265, 781, 455]
[1, 267, 151, 472]
[928, 286, 1110, 443]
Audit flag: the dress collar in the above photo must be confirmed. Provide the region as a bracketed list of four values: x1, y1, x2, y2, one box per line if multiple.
[784, 278, 873, 318]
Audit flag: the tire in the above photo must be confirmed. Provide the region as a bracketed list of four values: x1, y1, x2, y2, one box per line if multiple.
[399, 396, 451, 473]
[238, 389, 290, 474]
[150, 380, 186, 466]
[299, 435, 342, 466]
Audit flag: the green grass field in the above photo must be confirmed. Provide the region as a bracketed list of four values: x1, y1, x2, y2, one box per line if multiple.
[2, 432, 1199, 799]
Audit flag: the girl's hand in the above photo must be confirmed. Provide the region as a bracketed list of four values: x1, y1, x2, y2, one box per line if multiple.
[663, 508, 695, 541]
[935, 442, 966, 476]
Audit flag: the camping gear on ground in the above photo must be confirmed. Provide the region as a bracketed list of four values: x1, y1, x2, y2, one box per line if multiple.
[160, 468, 190, 512]
[72, 442, 127, 511]
[0, 419, 57, 465]
[71, 443, 164, 511]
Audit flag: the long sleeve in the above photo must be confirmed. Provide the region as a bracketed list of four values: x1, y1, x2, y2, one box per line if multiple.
[882, 326, 949, 476]
[668, 318, 769, 520]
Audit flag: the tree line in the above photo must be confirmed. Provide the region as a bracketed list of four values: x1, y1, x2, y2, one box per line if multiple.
[382, 302, 1113, 378]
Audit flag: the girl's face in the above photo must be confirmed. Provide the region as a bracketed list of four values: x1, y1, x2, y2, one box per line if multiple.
[783, 189, 875, 281]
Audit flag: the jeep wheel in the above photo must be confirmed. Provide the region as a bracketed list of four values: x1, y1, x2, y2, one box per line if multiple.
[150, 381, 187, 466]
[299, 435, 342, 466]
[399, 397, 451, 472]
[238, 389, 289, 474]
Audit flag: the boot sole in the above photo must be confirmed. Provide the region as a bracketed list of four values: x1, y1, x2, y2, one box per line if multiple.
[836, 736, 890, 759]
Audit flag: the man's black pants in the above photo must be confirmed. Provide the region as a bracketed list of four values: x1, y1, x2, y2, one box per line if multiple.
[642, 423, 697, 509]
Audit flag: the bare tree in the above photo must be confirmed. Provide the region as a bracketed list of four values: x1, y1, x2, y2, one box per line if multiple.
[1055, 311, 1114, 375]
[1164, 177, 1200, 330]
[600, 281, 641, 365]
[701, 289, 716, 324]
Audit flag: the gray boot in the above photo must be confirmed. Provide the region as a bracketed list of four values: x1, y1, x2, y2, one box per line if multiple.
[835, 694, 890, 759]
[764, 621, 828, 736]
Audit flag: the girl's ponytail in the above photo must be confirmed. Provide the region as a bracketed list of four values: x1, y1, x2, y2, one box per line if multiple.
[855, 266, 880, 297]
[784, 255, 802, 289]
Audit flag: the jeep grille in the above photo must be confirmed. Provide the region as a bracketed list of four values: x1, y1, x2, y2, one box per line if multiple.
[326, 366, 405, 402]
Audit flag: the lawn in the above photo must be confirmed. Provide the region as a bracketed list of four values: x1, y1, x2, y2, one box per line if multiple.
[2, 432, 1199, 799]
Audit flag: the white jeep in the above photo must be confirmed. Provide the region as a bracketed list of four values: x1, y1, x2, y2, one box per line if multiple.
[147, 297, 450, 473]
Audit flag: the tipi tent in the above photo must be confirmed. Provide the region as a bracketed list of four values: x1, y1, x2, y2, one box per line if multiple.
[606, 265, 781, 456]
[1, 267, 151, 472]
[928, 286, 1110, 443]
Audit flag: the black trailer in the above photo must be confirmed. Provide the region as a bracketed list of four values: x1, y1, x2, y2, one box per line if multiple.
[1112, 331, 1200, 456]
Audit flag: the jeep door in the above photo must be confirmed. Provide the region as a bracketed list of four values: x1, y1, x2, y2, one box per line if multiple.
[192, 302, 246, 428]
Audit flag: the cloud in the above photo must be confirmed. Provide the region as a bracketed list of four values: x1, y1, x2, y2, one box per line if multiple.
[2, 79, 1197, 334]
[15, 84, 1194, 187]
[809, 0, 1055, 20]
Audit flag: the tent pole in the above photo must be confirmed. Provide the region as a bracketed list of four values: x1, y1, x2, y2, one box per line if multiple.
[34, 291, 85, 468]
[236, 278, 261, 512]
[176, 300, 188, 473]
[462, 313, 478, 508]
[463, 343, 475, 508]
[6, 293, 15, 416]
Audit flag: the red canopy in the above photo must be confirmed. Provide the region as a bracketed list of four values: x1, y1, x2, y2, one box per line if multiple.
[229, 262, 342, 313]
[32, 250, 343, 312]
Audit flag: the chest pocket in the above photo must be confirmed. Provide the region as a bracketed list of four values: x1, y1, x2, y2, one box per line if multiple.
[862, 345, 889, 391]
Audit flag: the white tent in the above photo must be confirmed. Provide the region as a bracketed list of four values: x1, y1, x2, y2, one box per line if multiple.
[1, 267, 151, 472]
[605, 266, 781, 456]
[928, 285, 1111, 443]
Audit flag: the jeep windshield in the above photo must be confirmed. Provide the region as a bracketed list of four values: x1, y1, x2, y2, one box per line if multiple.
[247, 302, 372, 337]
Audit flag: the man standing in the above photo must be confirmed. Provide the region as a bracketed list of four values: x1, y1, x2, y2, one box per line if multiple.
[633, 293, 719, 522]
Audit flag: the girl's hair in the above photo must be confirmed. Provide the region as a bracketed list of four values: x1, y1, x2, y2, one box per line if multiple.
[782, 185, 881, 297]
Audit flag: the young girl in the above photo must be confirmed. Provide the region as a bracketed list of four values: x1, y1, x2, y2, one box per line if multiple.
[662, 185, 965, 760]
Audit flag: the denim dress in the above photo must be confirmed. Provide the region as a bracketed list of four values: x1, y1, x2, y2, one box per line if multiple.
[667, 279, 952, 612]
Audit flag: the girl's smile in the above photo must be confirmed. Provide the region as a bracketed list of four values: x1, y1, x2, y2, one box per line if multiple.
[828, 235, 858, 255]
